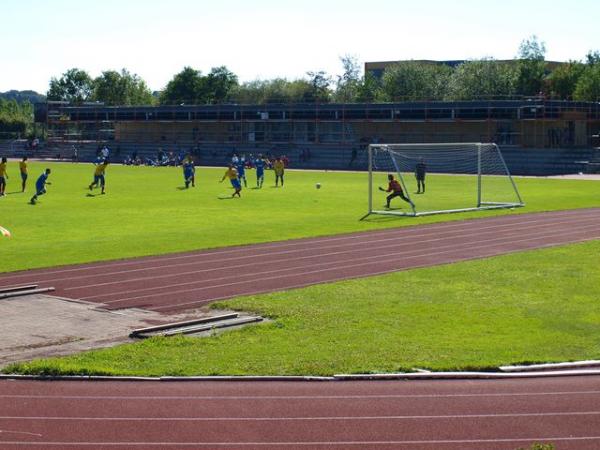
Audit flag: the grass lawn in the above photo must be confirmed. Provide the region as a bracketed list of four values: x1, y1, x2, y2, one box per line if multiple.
[1, 161, 599, 273]
[5, 240, 599, 376]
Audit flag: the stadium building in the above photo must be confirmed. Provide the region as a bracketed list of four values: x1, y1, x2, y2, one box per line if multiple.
[32, 99, 600, 175]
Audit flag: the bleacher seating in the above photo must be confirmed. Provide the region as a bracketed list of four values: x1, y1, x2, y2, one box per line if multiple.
[0, 138, 596, 176]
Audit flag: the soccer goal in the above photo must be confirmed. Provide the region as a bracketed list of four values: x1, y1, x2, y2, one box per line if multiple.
[367, 143, 524, 217]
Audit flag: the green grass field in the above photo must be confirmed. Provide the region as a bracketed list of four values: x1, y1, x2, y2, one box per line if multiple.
[6, 240, 599, 376]
[1, 161, 599, 273]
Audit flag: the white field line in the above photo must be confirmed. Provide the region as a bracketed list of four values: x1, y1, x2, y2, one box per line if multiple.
[67, 214, 600, 294]
[150, 234, 599, 312]
[2, 390, 600, 400]
[102, 222, 600, 306]
[1, 411, 600, 421]
[1, 208, 598, 283]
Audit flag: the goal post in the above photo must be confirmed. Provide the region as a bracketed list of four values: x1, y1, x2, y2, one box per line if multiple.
[367, 143, 524, 217]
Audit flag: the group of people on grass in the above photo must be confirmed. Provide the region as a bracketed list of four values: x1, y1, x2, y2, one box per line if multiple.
[219, 154, 285, 198]
[0, 153, 425, 208]
[0, 156, 52, 204]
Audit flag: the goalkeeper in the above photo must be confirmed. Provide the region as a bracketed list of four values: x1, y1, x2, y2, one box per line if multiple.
[379, 174, 414, 209]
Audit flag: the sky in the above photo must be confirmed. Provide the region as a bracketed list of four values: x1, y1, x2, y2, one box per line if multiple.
[1, 0, 599, 93]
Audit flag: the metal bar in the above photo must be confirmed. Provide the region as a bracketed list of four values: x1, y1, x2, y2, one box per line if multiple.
[494, 143, 525, 205]
[0, 284, 38, 295]
[477, 143, 482, 207]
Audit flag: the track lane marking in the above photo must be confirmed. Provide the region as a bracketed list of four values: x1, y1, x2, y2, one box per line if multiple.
[103, 224, 600, 306]
[1, 208, 598, 283]
[66, 215, 600, 294]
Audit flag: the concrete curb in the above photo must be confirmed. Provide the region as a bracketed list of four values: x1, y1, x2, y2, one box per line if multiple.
[499, 360, 600, 372]
[3, 369, 600, 382]
[333, 369, 600, 380]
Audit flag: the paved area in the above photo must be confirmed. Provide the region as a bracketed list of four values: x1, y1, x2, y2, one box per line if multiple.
[0, 295, 198, 367]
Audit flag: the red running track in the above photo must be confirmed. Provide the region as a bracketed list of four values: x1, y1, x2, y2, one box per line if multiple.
[1, 208, 600, 314]
[1, 376, 600, 449]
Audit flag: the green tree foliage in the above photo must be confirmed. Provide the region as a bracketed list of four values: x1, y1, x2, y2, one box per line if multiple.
[159, 67, 204, 105]
[546, 61, 585, 99]
[232, 78, 319, 104]
[573, 63, 600, 101]
[447, 59, 518, 100]
[92, 69, 155, 106]
[47, 68, 94, 104]
[379, 62, 451, 101]
[159, 66, 238, 105]
[305, 71, 332, 103]
[204, 66, 238, 104]
[515, 35, 547, 96]
[333, 55, 362, 102]
[0, 99, 33, 136]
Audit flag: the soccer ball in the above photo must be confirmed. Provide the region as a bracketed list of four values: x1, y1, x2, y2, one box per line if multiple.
[316, 183, 321, 189]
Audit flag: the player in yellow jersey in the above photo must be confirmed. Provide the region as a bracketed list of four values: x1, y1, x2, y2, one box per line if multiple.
[19, 156, 28, 192]
[0, 157, 7, 197]
[273, 156, 285, 187]
[220, 164, 241, 197]
[89, 159, 109, 194]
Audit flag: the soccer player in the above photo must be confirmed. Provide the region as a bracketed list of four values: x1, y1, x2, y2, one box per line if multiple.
[236, 156, 247, 187]
[254, 154, 266, 188]
[220, 164, 241, 197]
[30, 168, 51, 204]
[89, 159, 109, 194]
[0, 157, 7, 197]
[274, 156, 285, 187]
[19, 156, 28, 192]
[182, 156, 195, 188]
[379, 174, 414, 209]
[415, 157, 427, 194]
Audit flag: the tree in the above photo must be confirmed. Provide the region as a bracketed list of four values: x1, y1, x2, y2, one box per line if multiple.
[159, 67, 205, 105]
[573, 64, 600, 101]
[47, 68, 94, 104]
[379, 62, 451, 102]
[515, 35, 547, 96]
[585, 50, 600, 66]
[204, 66, 238, 104]
[334, 55, 362, 103]
[546, 61, 585, 99]
[446, 59, 518, 100]
[92, 69, 155, 106]
[305, 71, 332, 103]
[0, 98, 34, 136]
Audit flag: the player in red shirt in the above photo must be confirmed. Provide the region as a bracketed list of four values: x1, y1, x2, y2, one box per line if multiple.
[379, 174, 414, 209]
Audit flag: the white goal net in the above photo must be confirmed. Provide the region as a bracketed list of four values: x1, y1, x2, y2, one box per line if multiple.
[367, 143, 524, 217]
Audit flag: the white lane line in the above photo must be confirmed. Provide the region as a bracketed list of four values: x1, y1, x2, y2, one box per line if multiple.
[151, 235, 600, 311]
[104, 223, 600, 306]
[2, 436, 600, 446]
[66, 214, 600, 293]
[14, 211, 587, 286]
[2, 208, 598, 282]
[0, 430, 43, 437]
[2, 411, 600, 421]
[3, 390, 600, 400]
[90, 221, 600, 303]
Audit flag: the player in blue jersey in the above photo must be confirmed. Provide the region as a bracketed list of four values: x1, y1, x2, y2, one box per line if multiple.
[254, 154, 266, 188]
[30, 168, 51, 204]
[182, 156, 195, 188]
[236, 156, 247, 188]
